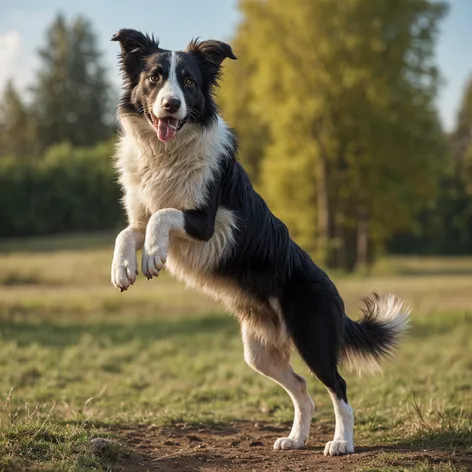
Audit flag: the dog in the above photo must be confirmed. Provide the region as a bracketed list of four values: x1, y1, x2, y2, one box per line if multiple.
[110, 29, 410, 456]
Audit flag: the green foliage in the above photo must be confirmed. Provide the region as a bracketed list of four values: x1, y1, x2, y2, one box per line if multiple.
[0, 141, 123, 238]
[217, 18, 270, 183]
[33, 14, 114, 151]
[0, 14, 120, 239]
[390, 76, 472, 255]
[221, 0, 448, 270]
[0, 81, 38, 159]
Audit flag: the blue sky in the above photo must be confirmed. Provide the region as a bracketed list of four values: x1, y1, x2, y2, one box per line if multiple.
[0, 0, 470, 132]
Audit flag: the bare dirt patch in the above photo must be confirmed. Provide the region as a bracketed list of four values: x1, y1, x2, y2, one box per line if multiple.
[106, 422, 471, 472]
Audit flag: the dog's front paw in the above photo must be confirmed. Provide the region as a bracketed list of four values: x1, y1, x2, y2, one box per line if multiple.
[111, 256, 138, 292]
[273, 437, 306, 450]
[323, 440, 354, 456]
[142, 233, 168, 279]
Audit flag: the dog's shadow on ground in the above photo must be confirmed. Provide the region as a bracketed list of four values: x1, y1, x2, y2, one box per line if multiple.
[1, 313, 236, 348]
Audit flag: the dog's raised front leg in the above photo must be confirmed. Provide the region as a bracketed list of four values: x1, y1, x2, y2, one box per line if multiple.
[141, 177, 220, 279]
[142, 210, 178, 279]
[142, 206, 217, 279]
[111, 227, 145, 291]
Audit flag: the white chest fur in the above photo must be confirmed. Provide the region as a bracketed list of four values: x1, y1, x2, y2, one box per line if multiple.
[138, 158, 210, 212]
[117, 117, 230, 213]
[116, 116, 231, 213]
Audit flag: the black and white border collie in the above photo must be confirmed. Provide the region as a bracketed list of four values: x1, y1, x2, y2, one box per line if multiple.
[110, 29, 410, 456]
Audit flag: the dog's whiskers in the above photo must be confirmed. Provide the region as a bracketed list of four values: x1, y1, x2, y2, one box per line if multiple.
[188, 107, 204, 121]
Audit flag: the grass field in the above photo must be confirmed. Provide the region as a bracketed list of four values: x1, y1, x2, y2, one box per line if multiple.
[0, 233, 471, 471]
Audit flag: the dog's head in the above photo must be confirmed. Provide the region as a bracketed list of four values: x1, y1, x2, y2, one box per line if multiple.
[112, 29, 236, 142]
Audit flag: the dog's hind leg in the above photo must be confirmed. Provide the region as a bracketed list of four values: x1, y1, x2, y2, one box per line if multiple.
[305, 353, 354, 455]
[323, 385, 354, 455]
[280, 283, 355, 455]
[241, 321, 314, 450]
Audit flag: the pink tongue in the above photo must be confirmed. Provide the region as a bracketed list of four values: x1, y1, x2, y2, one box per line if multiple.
[157, 118, 178, 142]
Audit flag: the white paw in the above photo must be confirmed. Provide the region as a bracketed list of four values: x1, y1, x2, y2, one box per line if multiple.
[273, 437, 306, 450]
[141, 233, 168, 279]
[111, 256, 138, 292]
[323, 440, 354, 456]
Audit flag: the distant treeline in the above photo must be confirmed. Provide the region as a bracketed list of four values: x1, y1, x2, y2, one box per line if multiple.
[0, 15, 122, 238]
[1, 2, 472, 271]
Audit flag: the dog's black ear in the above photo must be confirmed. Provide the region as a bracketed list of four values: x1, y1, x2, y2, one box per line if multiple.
[187, 39, 237, 66]
[112, 29, 160, 83]
[111, 28, 158, 56]
[186, 39, 236, 84]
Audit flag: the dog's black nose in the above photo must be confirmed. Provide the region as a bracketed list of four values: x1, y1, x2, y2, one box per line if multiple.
[162, 97, 181, 113]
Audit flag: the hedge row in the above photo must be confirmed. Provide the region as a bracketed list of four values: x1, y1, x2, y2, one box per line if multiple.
[0, 141, 124, 238]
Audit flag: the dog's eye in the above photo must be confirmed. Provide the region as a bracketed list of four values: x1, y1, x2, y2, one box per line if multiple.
[149, 75, 160, 83]
[184, 77, 194, 87]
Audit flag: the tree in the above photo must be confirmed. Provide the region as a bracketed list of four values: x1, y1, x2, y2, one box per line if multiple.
[390, 76, 472, 256]
[222, 0, 447, 270]
[452, 76, 472, 192]
[217, 16, 269, 183]
[0, 81, 38, 159]
[34, 14, 113, 150]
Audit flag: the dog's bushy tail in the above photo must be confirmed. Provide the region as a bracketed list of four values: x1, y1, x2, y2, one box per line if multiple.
[341, 292, 410, 374]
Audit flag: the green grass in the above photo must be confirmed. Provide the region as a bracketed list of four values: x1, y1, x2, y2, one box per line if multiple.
[0, 233, 471, 471]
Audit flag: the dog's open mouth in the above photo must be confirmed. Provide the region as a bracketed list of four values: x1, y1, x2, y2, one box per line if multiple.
[149, 113, 187, 143]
